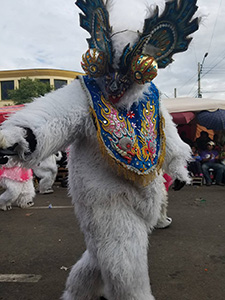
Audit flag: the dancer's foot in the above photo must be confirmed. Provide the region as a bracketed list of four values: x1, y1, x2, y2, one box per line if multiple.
[172, 179, 186, 191]
[19, 201, 34, 208]
[155, 217, 172, 229]
[0, 204, 12, 211]
[40, 189, 54, 194]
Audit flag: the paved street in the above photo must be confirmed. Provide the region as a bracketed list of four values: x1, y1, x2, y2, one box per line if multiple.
[0, 183, 225, 300]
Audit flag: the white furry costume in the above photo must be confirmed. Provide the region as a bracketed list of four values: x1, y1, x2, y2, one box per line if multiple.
[33, 152, 62, 194]
[0, 0, 199, 299]
[0, 160, 35, 211]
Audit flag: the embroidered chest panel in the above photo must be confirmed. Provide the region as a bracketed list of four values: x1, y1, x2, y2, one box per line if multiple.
[80, 76, 165, 185]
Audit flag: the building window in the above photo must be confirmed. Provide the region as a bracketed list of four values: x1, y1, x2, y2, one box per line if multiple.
[1, 80, 14, 100]
[39, 79, 50, 85]
[54, 79, 67, 90]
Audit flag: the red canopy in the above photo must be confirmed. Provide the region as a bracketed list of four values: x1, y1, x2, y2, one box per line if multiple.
[0, 105, 25, 124]
[171, 111, 195, 125]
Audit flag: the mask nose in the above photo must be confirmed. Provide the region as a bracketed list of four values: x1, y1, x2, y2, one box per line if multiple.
[109, 80, 118, 92]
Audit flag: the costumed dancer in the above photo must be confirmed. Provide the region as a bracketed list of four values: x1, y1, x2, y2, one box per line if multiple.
[33, 151, 62, 194]
[0, 0, 199, 299]
[0, 158, 35, 211]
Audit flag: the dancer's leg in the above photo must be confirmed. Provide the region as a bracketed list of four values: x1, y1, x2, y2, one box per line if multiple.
[62, 250, 103, 300]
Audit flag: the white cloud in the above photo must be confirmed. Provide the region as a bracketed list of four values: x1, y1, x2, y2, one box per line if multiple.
[0, 0, 225, 100]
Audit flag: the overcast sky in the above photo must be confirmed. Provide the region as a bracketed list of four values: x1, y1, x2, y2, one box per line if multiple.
[0, 0, 225, 100]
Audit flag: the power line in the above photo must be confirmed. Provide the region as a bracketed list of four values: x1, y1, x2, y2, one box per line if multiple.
[177, 72, 198, 91]
[187, 82, 198, 97]
[203, 68, 225, 71]
[201, 54, 225, 78]
[204, 49, 225, 70]
[203, 90, 225, 93]
[207, 0, 223, 54]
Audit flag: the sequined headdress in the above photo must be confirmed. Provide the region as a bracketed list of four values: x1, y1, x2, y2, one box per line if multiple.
[76, 0, 199, 90]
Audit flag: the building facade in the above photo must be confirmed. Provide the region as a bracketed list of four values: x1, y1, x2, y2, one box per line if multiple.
[0, 69, 83, 106]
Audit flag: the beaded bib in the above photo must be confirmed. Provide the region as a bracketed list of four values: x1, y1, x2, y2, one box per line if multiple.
[79, 75, 166, 186]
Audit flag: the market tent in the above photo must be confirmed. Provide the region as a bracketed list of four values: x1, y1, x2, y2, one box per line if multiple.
[162, 97, 225, 140]
[163, 97, 225, 113]
[170, 111, 195, 125]
[0, 105, 25, 124]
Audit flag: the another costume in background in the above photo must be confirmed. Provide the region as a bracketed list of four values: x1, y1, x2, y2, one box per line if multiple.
[0, 0, 199, 299]
[0, 160, 35, 211]
[33, 152, 62, 194]
[57, 151, 69, 188]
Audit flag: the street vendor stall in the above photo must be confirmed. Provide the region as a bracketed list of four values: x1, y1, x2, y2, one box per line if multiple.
[163, 97, 225, 141]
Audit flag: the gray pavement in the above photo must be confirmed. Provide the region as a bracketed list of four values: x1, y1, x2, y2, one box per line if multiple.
[0, 183, 225, 300]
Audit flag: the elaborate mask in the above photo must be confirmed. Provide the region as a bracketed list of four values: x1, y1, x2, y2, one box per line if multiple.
[76, 0, 199, 103]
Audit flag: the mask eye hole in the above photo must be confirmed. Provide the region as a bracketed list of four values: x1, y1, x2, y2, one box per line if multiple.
[130, 55, 158, 84]
[134, 71, 142, 81]
[81, 49, 107, 77]
[90, 65, 97, 73]
[105, 75, 111, 80]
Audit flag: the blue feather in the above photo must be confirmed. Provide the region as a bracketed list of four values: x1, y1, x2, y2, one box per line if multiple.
[75, 0, 113, 64]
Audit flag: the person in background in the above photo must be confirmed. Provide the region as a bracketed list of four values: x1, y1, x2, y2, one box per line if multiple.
[201, 141, 225, 186]
[219, 144, 225, 184]
[219, 144, 225, 166]
[180, 131, 193, 147]
[188, 145, 203, 177]
[195, 131, 212, 152]
[213, 133, 222, 153]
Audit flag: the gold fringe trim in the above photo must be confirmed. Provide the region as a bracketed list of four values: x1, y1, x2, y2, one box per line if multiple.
[90, 107, 166, 187]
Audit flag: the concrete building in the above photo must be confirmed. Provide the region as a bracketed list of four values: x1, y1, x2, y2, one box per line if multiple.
[0, 69, 83, 106]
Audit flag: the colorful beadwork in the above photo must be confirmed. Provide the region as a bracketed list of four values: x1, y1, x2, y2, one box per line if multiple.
[131, 55, 158, 84]
[81, 49, 106, 78]
[80, 76, 166, 185]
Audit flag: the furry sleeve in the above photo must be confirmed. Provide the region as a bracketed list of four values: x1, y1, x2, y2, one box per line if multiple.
[0, 79, 90, 167]
[160, 102, 192, 184]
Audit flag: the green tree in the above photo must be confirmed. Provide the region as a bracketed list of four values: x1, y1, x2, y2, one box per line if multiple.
[8, 77, 53, 105]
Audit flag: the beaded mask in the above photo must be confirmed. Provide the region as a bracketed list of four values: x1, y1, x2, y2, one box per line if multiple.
[76, 0, 199, 103]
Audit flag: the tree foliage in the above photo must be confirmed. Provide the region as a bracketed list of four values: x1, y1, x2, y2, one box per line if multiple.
[8, 77, 53, 105]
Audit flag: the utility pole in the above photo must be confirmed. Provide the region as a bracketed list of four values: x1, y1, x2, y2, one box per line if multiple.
[197, 52, 208, 98]
[197, 62, 201, 98]
[174, 88, 177, 98]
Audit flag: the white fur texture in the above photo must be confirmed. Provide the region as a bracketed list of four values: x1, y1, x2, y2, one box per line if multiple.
[155, 180, 171, 228]
[33, 152, 62, 193]
[0, 176, 35, 211]
[161, 103, 192, 184]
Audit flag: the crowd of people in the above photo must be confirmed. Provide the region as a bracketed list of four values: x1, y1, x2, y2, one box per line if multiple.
[181, 131, 225, 186]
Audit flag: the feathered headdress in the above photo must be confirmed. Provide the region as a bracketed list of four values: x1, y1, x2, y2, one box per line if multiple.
[76, 0, 199, 104]
[76, 0, 199, 77]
